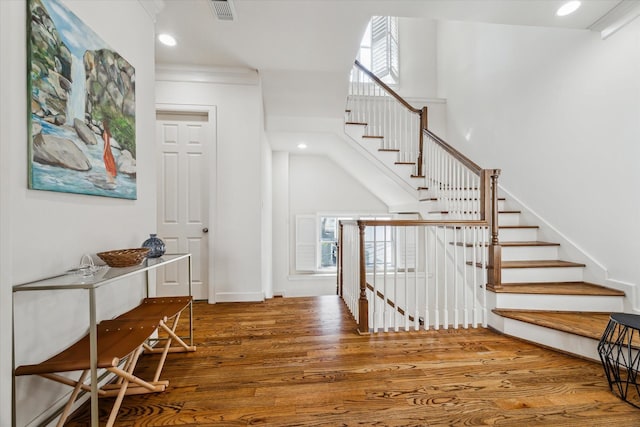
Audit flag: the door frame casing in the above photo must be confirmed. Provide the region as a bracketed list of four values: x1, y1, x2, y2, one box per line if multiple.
[155, 103, 217, 304]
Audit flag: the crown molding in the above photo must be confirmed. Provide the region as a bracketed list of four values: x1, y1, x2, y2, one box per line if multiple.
[138, 0, 164, 23]
[155, 64, 260, 85]
[588, 0, 640, 39]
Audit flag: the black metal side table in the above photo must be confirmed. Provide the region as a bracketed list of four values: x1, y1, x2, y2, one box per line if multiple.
[598, 313, 640, 407]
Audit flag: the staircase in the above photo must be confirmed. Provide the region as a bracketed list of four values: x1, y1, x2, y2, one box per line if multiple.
[486, 205, 625, 360]
[343, 116, 625, 362]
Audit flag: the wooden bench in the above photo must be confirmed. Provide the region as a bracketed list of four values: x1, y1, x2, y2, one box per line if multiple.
[113, 296, 196, 382]
[15, 319, 165, 427]
[15, 297, 196, 426]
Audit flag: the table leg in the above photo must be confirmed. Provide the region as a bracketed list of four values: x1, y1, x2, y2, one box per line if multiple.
[89, 288, 98, 426]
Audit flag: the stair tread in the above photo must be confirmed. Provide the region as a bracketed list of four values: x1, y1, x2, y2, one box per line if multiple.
[363, 135, 383, 139]
[501, 241, 560, 247]
[395, 162, 415, 165]
[345, 121, 366, 126]
[502, 260, 586, 268]
[379, 148, 400, 152]
[500, 225, 539, 229]
[453, 240, 559, 248]
[421, 197, 506, 201]
[490, 282, 625, 296]
[492, 309, 611, 340]
[430, 210, 519, 215]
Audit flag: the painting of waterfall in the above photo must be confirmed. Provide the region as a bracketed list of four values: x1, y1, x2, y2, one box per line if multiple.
[27, 0, 137, 199]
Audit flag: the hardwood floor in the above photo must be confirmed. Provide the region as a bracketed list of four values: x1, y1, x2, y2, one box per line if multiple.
[66, 296, 639, 426]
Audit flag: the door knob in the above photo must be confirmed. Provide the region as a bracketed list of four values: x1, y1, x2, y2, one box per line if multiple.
[202, 227, 209, 233]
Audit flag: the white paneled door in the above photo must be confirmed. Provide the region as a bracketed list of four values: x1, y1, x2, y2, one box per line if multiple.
[156, 110, 214, 300]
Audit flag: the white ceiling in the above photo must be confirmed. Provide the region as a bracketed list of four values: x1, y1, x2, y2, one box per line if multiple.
[153, 0, 627, 130]
[155, 0, 623, 69]
[152, 0, 631, 207]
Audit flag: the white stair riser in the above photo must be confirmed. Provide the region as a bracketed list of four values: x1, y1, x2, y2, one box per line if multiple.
[501, 266, 584, 283]
[493, 293, 623, 312]
[345, 124, 423, 190]
[489, 315, 600, 361]
[419, 199, 506, 210]
[460, 244, 559, 262]
[501, 245, 559, 261]
[499, 227, 538, 242]
[345, 123, 365, 139]
[498, 213, 520, 226]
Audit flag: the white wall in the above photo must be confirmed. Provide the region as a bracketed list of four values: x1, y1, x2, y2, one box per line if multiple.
[273, 153, 390, 297]
[397, 17, 438, 100]
[261, 112, 274, 299]
[2, 0, 157, 425]
[155, 75, 265, 302]
[437, 20, 640, 290]
[0, 2, 15, 424]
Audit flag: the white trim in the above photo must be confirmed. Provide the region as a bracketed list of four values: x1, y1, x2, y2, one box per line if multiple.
[138, 0, 164, 22]
[215, 292, 265, 302]
[155, 64, 259, 85]
[155, 103, 217, 304]
[605, 278, 640, 313]
[588, 0, 640, 39]
[498, 185, 608, 280]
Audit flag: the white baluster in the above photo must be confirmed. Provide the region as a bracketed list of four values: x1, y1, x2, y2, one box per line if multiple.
[423, 227, 430, 331]
[453, 226, 459, 329]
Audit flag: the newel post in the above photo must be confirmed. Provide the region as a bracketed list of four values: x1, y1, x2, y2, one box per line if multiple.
[417, 106, 428, 177]
[487, 169, 502, 290]
[358, 221, 369, 333]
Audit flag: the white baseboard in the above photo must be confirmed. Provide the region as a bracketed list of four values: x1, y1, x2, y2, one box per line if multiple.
[214, 292, 265, 302]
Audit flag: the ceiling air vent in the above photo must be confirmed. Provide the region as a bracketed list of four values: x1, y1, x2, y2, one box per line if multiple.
[210, 0, 236, 21]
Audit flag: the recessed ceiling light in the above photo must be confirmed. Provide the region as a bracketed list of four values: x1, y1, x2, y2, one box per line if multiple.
[158, 33, 177, 47]
[297, 143, 307, 150]
[557, 1, 581, 17]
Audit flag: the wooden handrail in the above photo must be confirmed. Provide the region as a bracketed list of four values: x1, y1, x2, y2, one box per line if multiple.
[424, 129, 482, 174]
[354, 60, 482, 179]
[354, 60, 421, 114]
[356, 219, 490, 227]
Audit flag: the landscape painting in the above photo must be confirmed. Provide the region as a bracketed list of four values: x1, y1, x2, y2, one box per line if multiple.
[28, 0, 137, 199]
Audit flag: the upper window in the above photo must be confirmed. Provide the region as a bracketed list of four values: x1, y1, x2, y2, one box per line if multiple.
[357, 16, 399, 85]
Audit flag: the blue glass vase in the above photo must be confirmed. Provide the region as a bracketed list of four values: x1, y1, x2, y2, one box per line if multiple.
[142, 234, 166, 258]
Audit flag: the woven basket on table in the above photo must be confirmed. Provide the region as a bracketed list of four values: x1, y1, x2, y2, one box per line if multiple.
[96, 248, 150, 268]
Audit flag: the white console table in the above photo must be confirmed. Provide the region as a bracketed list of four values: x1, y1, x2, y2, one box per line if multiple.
[12, 253, 193, 427]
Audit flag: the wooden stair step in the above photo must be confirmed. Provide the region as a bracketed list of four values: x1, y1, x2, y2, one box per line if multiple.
[502, 260, 586, 269]
[395, 162, 415, 165]
[501, 241, 560, 247]
[452, 240, 558, 248]
[467, 260, 585, 268]
[492, 309, 611, 340]
[379, 148, 399, 152]
[345, 121, 366, 126]
[411, 174, 425, 178]
[431, 209, 518, 215]
[417, 186, 429, 190]
[421, 197, 506, 201]
[363, 135, 383, 139]
[500, 225, 539, 229]
[489, 282, 625, 296]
